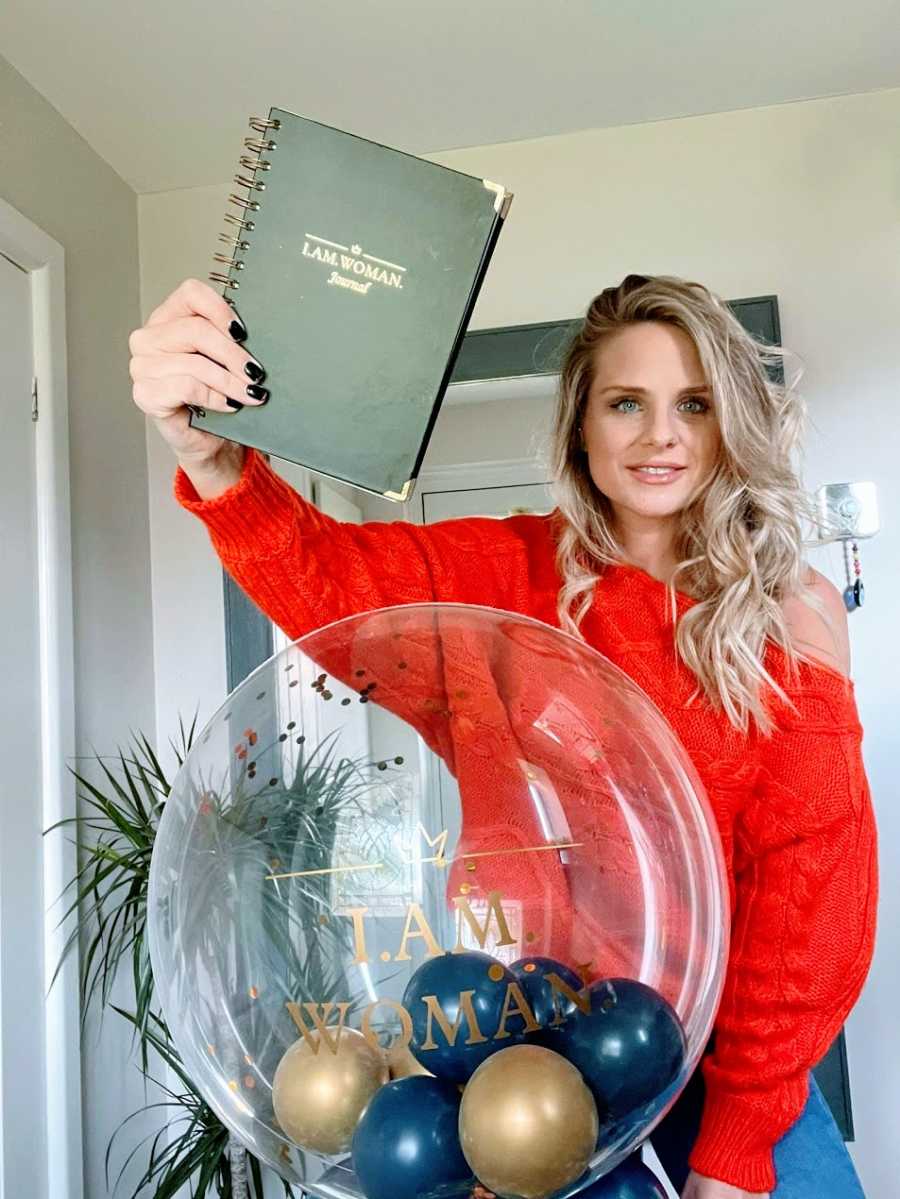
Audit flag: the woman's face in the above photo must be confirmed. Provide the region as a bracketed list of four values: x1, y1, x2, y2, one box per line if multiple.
[581, 321, 722, 529]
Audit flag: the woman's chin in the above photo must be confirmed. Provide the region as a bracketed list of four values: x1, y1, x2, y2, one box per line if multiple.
[612, 490, 689, 521]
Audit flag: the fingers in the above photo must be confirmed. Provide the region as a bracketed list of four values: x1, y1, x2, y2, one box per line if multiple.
[145, 277, 244, 341]
[132, 375, 239, 420]
[130, 313, 263, 386]
[129, 278, 270, 452]
[130, 349, 267, 411]
[132, 373, 268, 420]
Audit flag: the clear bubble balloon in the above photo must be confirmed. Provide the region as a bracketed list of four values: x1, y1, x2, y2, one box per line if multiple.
[148, 603, 728, 1198]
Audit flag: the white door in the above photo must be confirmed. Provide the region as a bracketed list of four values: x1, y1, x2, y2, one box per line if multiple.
[0, 251, 46, 1194]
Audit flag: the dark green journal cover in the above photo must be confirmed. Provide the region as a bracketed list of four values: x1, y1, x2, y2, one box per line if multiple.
[194, 106, 513, 500]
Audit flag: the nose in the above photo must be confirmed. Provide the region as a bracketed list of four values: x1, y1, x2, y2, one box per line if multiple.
[642, 406, 678, 447]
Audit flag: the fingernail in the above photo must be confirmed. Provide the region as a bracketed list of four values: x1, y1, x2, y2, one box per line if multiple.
[243, 360, 266, 383]
[245, 384, 269, 403]
[229, 319, 247, 342]
[226, 398, 244, 411]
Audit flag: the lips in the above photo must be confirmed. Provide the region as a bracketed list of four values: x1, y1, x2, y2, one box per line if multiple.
[627, 466, 686, 474]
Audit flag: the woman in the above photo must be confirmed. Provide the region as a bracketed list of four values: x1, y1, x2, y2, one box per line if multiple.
[130, 273, 877, 1198]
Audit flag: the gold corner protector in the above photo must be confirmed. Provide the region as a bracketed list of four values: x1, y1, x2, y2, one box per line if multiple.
[482, 179, 512, 216]
[384, 478, 415, 503]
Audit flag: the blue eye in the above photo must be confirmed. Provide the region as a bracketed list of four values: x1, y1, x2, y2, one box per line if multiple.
[609, 395, 710, 414]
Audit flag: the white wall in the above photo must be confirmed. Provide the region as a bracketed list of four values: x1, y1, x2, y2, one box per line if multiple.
[0, 51, 159, 1199]
[140, 89, 900, 1196]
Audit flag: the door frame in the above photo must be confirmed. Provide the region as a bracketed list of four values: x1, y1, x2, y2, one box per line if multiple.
[0, 198, 82, 1199]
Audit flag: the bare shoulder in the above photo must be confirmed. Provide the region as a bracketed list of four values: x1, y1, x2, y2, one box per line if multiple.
[780, 565, 851, 678]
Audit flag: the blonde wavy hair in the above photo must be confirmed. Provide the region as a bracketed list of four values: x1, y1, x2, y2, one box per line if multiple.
[550, 272, 837, 736]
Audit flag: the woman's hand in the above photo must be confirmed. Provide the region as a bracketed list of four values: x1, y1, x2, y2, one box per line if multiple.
[681, 1168, 769, 1198]
[129, 277, 268, 469]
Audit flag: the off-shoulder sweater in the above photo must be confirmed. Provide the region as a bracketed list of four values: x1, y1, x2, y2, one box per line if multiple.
[174, 447, 878, 1194]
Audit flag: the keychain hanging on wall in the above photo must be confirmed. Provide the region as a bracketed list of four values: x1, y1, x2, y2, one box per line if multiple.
[814, 482, 878, 615]
[843, 538, 864, 612]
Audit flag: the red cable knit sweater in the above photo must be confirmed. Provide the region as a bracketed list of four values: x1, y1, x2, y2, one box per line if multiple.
[175, 447, 878, 1194]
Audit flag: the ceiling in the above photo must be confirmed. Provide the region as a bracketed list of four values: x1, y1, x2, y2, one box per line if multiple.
[4, 0, 899, 194]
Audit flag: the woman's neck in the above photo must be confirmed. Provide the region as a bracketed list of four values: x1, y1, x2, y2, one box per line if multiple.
[612, 512, 680, 585]
[618, 544, 682, 587]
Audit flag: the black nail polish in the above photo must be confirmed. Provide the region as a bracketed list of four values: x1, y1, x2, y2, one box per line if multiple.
[244, 360, 266, 382]
[226, 398, 244, 411]
[246, 384, 269, 402]
[229, 319, 247, 342]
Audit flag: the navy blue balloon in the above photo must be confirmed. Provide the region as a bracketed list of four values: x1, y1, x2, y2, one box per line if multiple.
[556, 978, 686, 1120]
[573, 1153, 667, 1198]
[597, 1070, 685, 1151]
[510, 956, 585, 1035]
[596, 1109, 648, 1153]
[351, 1077, 473, 1199]
[403, 951, 521, 1082]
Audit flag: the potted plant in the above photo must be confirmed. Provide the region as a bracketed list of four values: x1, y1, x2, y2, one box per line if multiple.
[47, 714, 331, 1198]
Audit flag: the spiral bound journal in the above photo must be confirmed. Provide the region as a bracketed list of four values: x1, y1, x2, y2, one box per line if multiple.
[195, 107, 513, 501]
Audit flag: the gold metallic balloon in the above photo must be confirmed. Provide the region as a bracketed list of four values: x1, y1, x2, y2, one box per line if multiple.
[459, 1044, 598, 1199]
[387, 1040, 433, 1080]
[272, 1028, 388, 1155]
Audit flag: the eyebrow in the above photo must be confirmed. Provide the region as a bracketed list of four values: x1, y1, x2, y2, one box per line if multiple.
[598, 384, 711, 395]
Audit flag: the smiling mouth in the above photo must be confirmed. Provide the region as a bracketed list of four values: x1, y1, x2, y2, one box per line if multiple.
[627, 465, 686, 480]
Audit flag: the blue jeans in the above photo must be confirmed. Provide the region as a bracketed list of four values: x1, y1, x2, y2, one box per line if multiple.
[648, 1064, 866, 1197]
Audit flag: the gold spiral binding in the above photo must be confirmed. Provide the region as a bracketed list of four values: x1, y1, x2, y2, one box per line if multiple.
[218, 232, 251, 250]
[249, 116, 281, 133]
[224, 212, 255, 232]
[234, 173, 266, 192]
[228, 193, 260, 213]
[213, 253, 245, 270]
[210, 113, 280, 293]
[240, 154, 271, 171]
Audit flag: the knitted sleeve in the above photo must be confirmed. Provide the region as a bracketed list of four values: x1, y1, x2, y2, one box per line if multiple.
[688, 655, 878, 1193]
[173, 446, 533, 639]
